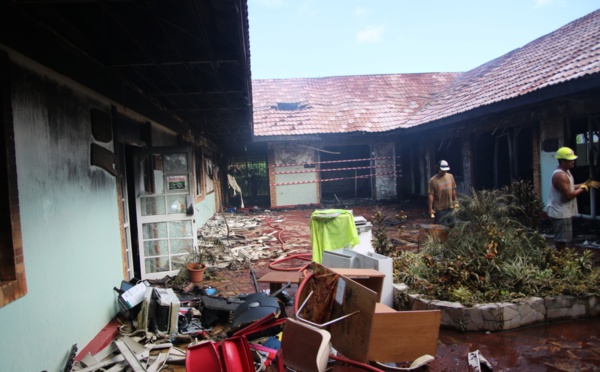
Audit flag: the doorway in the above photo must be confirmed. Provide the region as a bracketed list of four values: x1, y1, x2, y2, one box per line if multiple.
[132, 148, 197, 279]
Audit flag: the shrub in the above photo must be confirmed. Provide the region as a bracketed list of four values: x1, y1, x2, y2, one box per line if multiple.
[394, 186, 600, 305]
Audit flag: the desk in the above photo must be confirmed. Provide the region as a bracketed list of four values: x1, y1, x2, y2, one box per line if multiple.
[257, 271, 304, 294]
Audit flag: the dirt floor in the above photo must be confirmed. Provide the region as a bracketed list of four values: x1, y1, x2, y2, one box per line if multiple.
[138, 201, 600, 371]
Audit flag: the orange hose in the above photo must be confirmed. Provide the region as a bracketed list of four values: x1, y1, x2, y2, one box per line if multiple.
[268, 253, 312, 271]
[266, 217, 286, 250]
[293, 272, 314, 314]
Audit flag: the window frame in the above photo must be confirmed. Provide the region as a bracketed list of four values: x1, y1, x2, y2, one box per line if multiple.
[0, 52, 27, 307]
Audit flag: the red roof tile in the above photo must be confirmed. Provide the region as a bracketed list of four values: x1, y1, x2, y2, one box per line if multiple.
[252, 10, 600, 137]
[252, 73, 460, 136]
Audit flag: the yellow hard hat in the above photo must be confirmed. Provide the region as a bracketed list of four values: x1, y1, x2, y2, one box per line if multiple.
[555, 147, 577, 160]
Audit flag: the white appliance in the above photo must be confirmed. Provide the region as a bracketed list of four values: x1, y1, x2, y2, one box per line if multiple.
[322, 248, 394, 307]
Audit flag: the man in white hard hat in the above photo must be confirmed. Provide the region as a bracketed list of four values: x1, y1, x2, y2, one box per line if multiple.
[428, 160, 459, 227]
[547, 146, 589, 251]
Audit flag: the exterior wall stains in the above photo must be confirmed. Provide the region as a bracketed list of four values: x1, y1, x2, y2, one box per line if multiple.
[373, 142, 397, 200]
[1, 61, 125, 372]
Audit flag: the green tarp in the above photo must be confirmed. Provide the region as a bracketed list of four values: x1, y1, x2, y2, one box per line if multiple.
[310, 209, 360, 263]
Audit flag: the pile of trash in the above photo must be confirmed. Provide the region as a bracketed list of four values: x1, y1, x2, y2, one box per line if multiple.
[70, 273, 291, 371]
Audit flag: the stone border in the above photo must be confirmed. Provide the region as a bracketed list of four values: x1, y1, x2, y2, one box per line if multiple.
[394, 284, 600, 331]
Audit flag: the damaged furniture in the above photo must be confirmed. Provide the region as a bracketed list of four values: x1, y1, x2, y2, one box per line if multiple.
[297, 263, 442, 364]
[186, 336, 255, 372]
[278, 318, 332, 372]
[257, 270, 304, 294]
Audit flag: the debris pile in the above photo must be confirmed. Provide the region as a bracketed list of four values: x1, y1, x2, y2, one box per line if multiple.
[196, 212, 310, 270]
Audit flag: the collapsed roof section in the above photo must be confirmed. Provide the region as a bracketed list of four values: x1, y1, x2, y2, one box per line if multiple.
[253, 9, 600, 140]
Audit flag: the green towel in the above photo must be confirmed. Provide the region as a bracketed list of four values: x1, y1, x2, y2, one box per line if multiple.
[310, 209, 360, 263]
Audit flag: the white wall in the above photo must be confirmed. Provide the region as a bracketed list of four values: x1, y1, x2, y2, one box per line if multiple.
[271, 146, 319, 207]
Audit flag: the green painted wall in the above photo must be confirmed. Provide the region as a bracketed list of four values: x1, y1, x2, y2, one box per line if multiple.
[195, 192, 217, 227]
[0, 62, 125, 371]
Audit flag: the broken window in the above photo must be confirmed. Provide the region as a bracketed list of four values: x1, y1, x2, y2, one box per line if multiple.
[195, 149, 203, 198]
[205, 157, 214, 194]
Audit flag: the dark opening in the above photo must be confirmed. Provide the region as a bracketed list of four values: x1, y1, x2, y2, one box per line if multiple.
[320, 145, 372, 201]
[495, 134, 512, 188]
[569, 116, 600, 216]
[433, 138, 463, 184]
[473, 132, 495, 190]
[227, 155, 270, 208]
[515, 127, 534, 182]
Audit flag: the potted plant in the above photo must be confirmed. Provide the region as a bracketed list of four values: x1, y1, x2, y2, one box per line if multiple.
[185, 240, 217, 283]
[186, 246, 207, 283]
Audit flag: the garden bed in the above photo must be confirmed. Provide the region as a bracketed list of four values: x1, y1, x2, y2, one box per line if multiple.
[395, 284, 600, 331]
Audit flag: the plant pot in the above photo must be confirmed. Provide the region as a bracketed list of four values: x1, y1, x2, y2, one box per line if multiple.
[187, 262, 207, 283]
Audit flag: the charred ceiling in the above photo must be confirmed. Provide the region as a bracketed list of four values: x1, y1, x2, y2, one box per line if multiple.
[1, 0, 253, 146]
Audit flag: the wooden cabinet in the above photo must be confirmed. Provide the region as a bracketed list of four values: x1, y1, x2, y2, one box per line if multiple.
[297, 264, 441, 363]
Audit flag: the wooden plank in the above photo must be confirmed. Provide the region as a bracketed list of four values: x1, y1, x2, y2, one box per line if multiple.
[74, 349, 149, 372]
[367, 310, 441, 363]
[146, 352, 169, 372]
[257, 270, 303, 284]
[104, 361, 128, 372]
[114, 339, 147, 372]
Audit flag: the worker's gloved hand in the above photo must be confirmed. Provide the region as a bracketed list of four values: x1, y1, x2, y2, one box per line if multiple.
[580, 184, 589, 192]
[453, 201, 460, 209]
[584, 178, 600, 189]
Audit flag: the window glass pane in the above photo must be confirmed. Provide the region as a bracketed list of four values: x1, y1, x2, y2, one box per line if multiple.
[143, 222, 168, 239]
[141, 196, 166, 216]
[169, 220, 193, 238]
[145, 257, 169, 273]
[171, 239, 193, 255]
[167, 195, 187, 214]
[164, 153, 188, 173]
[144, 240, 168, 257]
[171, 254, 188, 270]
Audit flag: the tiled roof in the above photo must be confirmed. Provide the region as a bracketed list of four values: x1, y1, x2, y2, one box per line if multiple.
[252, 73, 460, 136]
[252, 9, 600, 137]
[404, 8, 600, 128]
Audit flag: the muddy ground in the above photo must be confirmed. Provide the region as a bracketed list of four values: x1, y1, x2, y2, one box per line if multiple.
[156, 200, 600, 371]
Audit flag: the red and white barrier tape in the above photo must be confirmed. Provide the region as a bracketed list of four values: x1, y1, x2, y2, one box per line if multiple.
[270, 156, 400, 168]
[272, 164, 395, 175]
[272, 171, 402, 186]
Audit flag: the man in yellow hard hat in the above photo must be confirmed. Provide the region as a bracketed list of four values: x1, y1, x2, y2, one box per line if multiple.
[546, 147, 588, 251]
